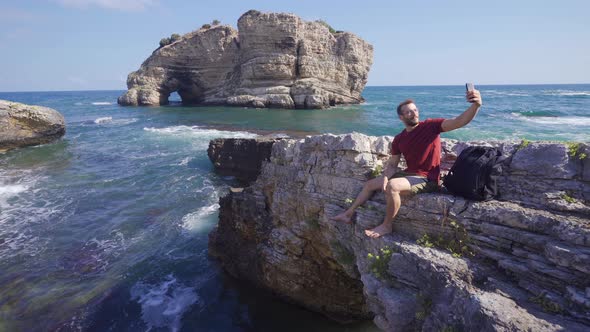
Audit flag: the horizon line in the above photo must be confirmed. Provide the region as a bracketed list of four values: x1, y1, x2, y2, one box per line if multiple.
[1, 82, 589, 93]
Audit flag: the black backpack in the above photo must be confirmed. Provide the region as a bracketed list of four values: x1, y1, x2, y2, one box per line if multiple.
[443, 146, 503, 201]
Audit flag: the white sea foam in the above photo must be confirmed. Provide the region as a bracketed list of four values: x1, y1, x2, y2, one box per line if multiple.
[94, 117, 138, 126]
[91, 102, 113, 105]
[512, 113, 590, 126]
[143, 126, 258, 149]
[79, 231, 129, 273]
[0, 170, 74, 260]
[130, 274, 199, 332]
[0, 184, 28, 197]
[483, 90, 530, 97]
[543, 90, 590, 97]
[0, 184, 28, 216]
[177, 157, 191, 166]
[181, 204, 220, 232]
[94, 117, 112, 124]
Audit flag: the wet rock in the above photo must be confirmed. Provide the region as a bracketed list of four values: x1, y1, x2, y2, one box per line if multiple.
[0, 100, 65, 152]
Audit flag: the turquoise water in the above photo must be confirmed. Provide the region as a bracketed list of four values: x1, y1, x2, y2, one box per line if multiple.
[0, 85, 588, 331]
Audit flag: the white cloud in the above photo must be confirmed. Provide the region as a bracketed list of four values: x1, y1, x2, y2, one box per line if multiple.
[56, 0, 157, 12]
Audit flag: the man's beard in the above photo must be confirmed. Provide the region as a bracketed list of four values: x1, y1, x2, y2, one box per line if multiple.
[404, 117, 419, 126]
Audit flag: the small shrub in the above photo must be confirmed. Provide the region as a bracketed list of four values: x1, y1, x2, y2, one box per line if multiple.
[367, 246, 394, 280]
[201, 23, 211, 29]
[416, 220, 474, 258]
[316, 19, 337, 34]
[212, 19, 221, 25]
[244, 9, 261, 16]
[561, 192, 576, 204]
[158, 33, 181, 48]
[529, 293, 563, 314]
[159, 37, 171, 47]
[417, 234, 434, 248]
[170, 33, 181, 42]
[566, 142, 587, 160]
[370, 164, 383, 178]
[517, 138, 530, 150]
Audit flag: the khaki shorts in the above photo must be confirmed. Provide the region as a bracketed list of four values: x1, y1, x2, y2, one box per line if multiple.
[391, 172, 439, 194]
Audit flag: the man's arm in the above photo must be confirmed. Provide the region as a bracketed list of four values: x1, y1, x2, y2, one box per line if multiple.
[381, 154, 401, 191]
[441, 89, 483, 132]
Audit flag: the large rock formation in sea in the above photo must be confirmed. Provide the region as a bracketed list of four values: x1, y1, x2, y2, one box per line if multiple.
[118, 10, 373, 109]
[208, 134, 590, 331]
[0, 100, 66, 152]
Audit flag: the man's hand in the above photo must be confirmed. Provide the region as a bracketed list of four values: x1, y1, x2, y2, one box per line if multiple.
[467, 89, 482, 106]
[442, 88, 483, 132]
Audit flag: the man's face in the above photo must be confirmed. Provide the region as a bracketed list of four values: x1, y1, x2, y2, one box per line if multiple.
[399, 103, 419, 126]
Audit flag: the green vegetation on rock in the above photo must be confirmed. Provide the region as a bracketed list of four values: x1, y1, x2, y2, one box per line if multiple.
[367, 246, 395, 280]
[566, 142, 587, 160]
[316, 20, 337, 34]
[529, 293, 564, 314]
[416, 219, 474, 258]
[370, 164, 383, 178]
[159, 33, 182, 48]
[561, 192, 576, 204]
[517, 138, 531, 150]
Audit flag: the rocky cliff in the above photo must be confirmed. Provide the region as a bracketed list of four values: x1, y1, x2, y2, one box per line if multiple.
[118, 10, 373, 109]
[208, 134, 590, 331]
[0, 100, 66, 152]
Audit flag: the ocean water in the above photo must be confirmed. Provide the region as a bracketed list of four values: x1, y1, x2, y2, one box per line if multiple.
[0, 85, 588, 331]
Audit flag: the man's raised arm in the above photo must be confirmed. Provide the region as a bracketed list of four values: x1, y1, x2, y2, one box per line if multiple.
[442, 89, 483, 132]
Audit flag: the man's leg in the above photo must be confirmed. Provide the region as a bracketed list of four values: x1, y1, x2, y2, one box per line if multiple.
[331, 176, 385, 223]
[365, 177, 412, 238]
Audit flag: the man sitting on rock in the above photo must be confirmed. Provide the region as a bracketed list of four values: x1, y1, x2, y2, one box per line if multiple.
[331, 88, 483, 238]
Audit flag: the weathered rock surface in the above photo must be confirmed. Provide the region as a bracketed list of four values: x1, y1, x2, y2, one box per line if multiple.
[208, 134, 590, 331]
[118, 10, 373, 109]
[207, 137, 277, 183]
[0, 100, 66, 152]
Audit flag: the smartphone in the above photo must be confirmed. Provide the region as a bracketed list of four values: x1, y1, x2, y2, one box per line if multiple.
[466, 83, 475, 92]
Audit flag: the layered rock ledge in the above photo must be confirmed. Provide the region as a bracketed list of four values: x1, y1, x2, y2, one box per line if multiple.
[118, 10, 373, 109]
[208, 133, 590, 331]
[0, 100, 66, 152]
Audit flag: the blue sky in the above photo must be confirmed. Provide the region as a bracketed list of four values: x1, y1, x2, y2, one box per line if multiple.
[0, 0, 588, 91]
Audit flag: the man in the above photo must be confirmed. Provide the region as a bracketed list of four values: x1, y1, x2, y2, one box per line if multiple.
[331, 88, 483, 238]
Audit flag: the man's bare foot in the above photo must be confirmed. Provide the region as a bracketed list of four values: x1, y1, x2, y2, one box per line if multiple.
[365, 223, 393, 238]
[331, 212, 352, 224]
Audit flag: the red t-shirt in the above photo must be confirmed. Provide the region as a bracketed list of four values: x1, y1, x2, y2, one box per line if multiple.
[390, 118, 445, 182]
